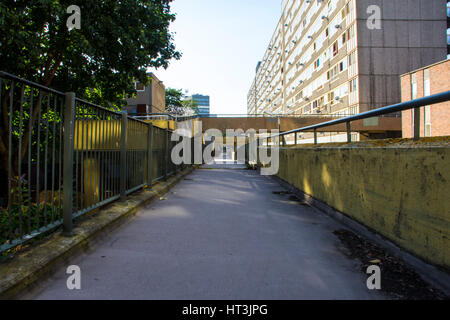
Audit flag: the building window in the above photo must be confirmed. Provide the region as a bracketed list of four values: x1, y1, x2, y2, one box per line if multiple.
[135, 82, 145, 91]
[328, 92, 335, 105]
[333, 41, 338, 56]
[348, 51, 356, 66]
[423, 69, 431, 137]
[349, 78, 357, 93]
[304, 103, 311, 113]
[347, 24, 355, 40]
[411, 73, 417, 99]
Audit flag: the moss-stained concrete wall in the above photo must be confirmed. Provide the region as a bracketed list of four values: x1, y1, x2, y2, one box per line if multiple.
[276, 138, 450, 270]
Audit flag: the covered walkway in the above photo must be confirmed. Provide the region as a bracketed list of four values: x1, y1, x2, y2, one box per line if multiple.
[25, 167, 385, 300]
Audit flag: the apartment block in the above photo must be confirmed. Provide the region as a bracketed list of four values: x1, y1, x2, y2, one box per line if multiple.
[248, 0, 447, 141]
[401, 59, 450, 138]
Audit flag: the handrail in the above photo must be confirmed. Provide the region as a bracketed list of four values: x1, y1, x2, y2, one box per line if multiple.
[0, 71, 65, 96]
[265, 90, 450, 143]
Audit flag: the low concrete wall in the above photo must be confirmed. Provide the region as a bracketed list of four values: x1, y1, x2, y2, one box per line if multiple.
[276, 138, 450, 271]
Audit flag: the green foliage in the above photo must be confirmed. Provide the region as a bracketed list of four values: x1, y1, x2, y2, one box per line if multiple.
[181, 98, 199, 115]
[165, 88, 183, 110]
[165, 88, 199, 115]
[0, 182, 62, 249]
[0, 0, 181, 108]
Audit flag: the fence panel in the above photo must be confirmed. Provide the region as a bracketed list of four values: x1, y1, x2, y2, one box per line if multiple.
[0, 71, 190, 253]
[0, 73, 65, 252]
[126, 118, 149, 195]
[72, 99, 123, 218]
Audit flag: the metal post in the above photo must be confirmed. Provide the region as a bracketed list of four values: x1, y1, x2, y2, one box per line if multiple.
[191, 134, 195, 167]
[147, 123, 153, 188]
[164, 120, 169, 180]
[346, 122, 352, 143]
[63, 92, 76, 236]
[413, 108, 421, 141]
[314, 129, 318, 145]
[295, 132, 298, 145]
[120, 112, 127, 202]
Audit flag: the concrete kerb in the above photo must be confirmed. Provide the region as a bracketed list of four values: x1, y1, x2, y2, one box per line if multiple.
[270, 174, 450, 296]
[0, 167, 195, 299]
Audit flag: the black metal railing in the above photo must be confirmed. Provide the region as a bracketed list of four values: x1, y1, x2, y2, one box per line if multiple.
[264, 91, 450, 145]
[0, 71, 189, 253]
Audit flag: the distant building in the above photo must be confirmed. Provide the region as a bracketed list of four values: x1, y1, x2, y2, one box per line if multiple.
[401, 59, 450, 138]
[248, 0, 448, 142]
[125, 73, 165, 115]
[186, 94, 210, 116]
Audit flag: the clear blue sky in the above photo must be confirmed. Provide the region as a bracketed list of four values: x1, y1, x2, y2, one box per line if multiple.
[151, 0, 282, 114]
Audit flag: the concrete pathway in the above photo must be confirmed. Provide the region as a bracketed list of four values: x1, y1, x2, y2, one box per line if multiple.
[25, 168, 386, 300]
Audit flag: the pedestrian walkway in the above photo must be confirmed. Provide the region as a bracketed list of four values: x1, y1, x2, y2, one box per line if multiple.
[24, 168, 385, 300]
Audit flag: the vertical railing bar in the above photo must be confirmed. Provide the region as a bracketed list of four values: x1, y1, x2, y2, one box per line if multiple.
[131, 120, 135, 190]
[62, 92, 76, 236]
[127, 119, 130, 192]
[106, 112, 111, 200]
[108, 115, 112, 197]
[43, 95, 50, 226]
[164, 121, 169, 180]
[35, 91, 42, 231]
[17, 84, 25, 239]
[7, 81, 14, 241]
[115, 116, 118, 194]
[113, 116, 117, 196]
[147, 123, 153, 188]
[74, 102, 79, 212]
[314, 129, 318, 145]
[103, 110, 107, 201]
[135, 122, 139, 187]
[93, 110, 100, 205]
[27, 87, 34, 235]
[51, 95, 57, 224]
[58, 96, 63, 220]
[99, 110, 104, 202]
[127, 119, 131, 191]
[120, 112, 127, 202]
[103, 111, 107, 200]
[80, 106, 85, 211]
[89, 108, 94, 209]
[129, 119, 132, 191]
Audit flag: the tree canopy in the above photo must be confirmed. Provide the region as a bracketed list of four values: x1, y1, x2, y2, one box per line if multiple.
[0, 0, 181, 107]
[165, 88, 199, 116]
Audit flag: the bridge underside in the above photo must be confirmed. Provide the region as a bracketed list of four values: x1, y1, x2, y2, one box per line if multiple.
[198, 116, 402, 138]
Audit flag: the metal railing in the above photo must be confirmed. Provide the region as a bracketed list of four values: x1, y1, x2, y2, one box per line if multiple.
[264, 91, 450, 145]
[0, 71, 188, 252]
[199, 113, 345, 118]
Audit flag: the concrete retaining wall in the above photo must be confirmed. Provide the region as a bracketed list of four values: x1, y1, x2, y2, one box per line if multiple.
[276, 139, 450, 270]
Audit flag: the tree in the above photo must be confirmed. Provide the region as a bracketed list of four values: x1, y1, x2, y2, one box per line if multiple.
[165, 88, 199, 116]
[0, 0, 180, 196]
[0, 0, 180, 104]
[181, 98, 199, 115]
[165, 88, 184, 114]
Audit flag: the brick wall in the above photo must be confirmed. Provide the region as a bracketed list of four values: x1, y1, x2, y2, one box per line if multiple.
[401, 59, 450, 138]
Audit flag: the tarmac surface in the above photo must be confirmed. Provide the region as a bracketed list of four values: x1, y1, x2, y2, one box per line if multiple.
[24, 166, 386, 300]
